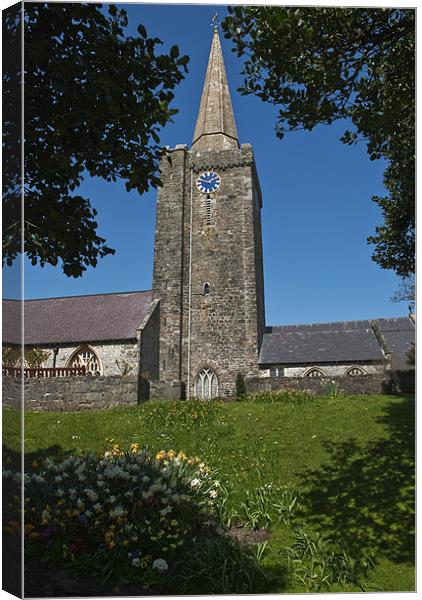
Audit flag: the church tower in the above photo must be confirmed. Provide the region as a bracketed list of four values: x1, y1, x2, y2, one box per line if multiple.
[152, 25, 265, 399]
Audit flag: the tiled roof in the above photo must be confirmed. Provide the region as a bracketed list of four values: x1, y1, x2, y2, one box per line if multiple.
[376, 317, 415, 370]
[259, 319, 389, 365]
[3, 291, 154, 345]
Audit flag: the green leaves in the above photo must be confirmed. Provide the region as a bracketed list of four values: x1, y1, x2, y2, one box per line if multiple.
[3, 3, 190, 277]
[222, 7, 415, 277]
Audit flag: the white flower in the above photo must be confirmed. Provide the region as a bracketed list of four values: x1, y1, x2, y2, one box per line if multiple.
[54, 475, 63, 483]
[208, 489, 218, 499]
[69, 488, 77, 500]
[76, 498, 84, 510]
[159, 505, 172, 516]
[132, 558, 141, 567]
[190, 478, 200, 488]
[84, 488, 98, 502]
[109, 495, 116, 503]
[93, 503, 102, 511]
[56, 488, 64, 497]
[152, 558, 168, 573]
[142, 475, 150, 484]
[110, 506, 125, 518]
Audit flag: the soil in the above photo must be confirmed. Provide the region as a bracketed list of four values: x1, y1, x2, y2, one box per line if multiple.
[228, 523, 270, 545]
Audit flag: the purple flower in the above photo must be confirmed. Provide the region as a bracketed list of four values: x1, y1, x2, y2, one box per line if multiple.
[78, 514, 89, 527]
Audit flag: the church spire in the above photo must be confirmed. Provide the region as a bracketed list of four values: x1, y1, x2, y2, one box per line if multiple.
[192, 24, 239, 152]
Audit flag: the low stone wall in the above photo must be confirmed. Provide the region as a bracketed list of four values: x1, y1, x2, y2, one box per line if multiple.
[2, 375, 140, 411]
[246, 371, 415, 396]
[149, 380, 185, 400]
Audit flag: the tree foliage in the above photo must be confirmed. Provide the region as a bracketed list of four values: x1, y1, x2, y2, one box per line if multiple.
[3, 3, 189, 277]
[235, 372, 246, 398]
[222, 7, 415, 277]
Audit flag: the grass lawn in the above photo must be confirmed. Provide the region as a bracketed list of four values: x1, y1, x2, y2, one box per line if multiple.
[3, 393, 415, 593]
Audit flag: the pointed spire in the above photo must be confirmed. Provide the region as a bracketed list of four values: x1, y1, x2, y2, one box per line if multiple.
[192, 28, 239, 152]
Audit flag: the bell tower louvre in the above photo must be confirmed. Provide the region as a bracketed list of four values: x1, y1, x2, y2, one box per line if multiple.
[152, 23, 265, 399]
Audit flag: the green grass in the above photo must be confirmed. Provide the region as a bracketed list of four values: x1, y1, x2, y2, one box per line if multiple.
[3, 393, 415, 593]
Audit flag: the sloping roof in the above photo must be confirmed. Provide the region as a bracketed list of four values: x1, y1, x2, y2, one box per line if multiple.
[259, 319, 387, 365]
[192, 29, 239, 151]
[3, 290, 154, 345]
[376, 317, 415, 370]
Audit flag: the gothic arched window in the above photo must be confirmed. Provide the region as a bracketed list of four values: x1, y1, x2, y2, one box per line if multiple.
[203, 282, 210, 296]
[195, 368, 218, 399]
[304, 367, 325, 378]
[67, 346, 102, 376]
[346, 366, 367, 377]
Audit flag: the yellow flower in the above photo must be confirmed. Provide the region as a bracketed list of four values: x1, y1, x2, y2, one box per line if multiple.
[167, 449, 176, 458]
[31, 460, 38, 468]
[56, 499, 65, 506]
[178, 451, 187, 461]
[122, 539, 129, 547]
[130, 443, 140, 453]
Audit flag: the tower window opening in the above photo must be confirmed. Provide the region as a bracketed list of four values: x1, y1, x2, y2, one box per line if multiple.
[205, 194, 211, 225]
[204, 282, 210, 296]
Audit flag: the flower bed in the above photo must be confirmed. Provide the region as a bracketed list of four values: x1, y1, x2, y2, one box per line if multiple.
[5, 444, 224, 591]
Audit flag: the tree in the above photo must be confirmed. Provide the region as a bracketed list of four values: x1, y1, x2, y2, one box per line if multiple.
[3, 3, 189, 277]
[235, 372, 246, 398]
[391, 275, 415, 312]
[222, 7, 415, 277]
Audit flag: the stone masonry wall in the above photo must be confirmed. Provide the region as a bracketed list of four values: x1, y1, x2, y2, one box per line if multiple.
[39, 340, 140, 376]
[186, 144, 265, 396]
[3, 375, 140, 411]
[139, 301, 160, 380]
[258, 363, 383, 378]
[247, 371, 415, 396]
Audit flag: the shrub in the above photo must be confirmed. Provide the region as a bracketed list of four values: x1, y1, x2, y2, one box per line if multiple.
[236, 373, 247, 398]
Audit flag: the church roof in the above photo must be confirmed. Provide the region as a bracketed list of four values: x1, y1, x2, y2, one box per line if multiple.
[192, 28, 239, 151]
[3, 290, 154, 345]
[259, 317, 415, 367]
[375, 317, 415, 370]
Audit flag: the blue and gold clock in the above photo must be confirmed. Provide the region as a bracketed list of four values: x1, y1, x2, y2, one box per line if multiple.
[196, 171, 221, 194]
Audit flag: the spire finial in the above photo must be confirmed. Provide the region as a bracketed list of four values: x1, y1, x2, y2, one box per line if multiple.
[211, 12, 219, 32]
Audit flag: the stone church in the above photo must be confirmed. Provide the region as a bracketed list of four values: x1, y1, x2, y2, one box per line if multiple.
[3, 28, 415, 400]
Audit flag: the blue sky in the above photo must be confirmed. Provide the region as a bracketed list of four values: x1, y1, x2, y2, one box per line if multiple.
[4, 3, 410, 325]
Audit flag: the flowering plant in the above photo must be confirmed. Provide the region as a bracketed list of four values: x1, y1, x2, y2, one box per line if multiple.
[5, 444, 221, 589]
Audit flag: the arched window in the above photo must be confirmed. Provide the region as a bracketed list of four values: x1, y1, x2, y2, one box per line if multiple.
[304, 367, 325, 378]
[346, 366, 367, 377]
[203, 282, 210, 296]
[195, 368, 218, 399]
[67, 346, 102, 376]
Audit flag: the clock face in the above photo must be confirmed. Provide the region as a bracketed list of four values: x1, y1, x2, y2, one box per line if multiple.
[196, 171, 221, 194]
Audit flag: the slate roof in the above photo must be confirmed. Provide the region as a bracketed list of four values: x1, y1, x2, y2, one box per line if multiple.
[259, 318, 413, 365]
[376, 317, 415, 370]
[3, 290, 154, 345]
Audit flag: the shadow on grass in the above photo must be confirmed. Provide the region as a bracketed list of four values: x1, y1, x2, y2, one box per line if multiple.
[298, 396, 415, 564]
